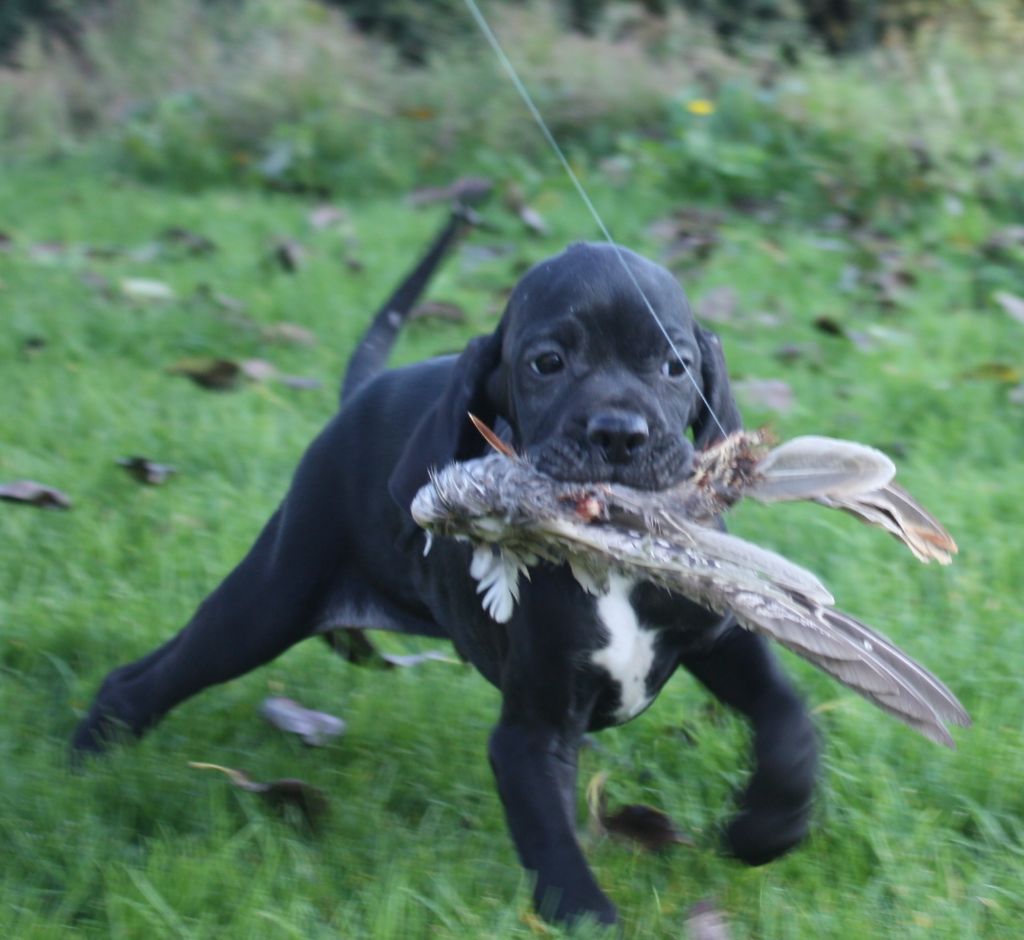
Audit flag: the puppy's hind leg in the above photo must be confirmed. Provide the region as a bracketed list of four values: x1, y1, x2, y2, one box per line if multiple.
[679, 624, 819, 865]
[71, 487, 340, 757]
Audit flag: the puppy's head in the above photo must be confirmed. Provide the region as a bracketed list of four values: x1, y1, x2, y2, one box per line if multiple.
[492, 242, 741, 489]
[390, 242, 741, 512]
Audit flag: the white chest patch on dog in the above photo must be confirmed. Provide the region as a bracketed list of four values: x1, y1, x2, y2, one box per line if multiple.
[591, 574, 657, 723]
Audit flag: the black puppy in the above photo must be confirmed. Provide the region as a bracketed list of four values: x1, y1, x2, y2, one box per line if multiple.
[73, 213, 818, 927]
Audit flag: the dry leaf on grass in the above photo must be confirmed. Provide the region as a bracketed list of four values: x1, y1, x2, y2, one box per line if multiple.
[188, 762, 328, 827]
[773, 342, 817, 364]
[381, 650, 459, 668]
[813, 314, 846, 337]
[410, 301, 467, 323]
[994, 291, 1024, 325]
[260, 697, 346, 746]
[121, 278, 175, 302]
[160, 226, 217, 256]
[27, 241, 67, 263]
[686, 899, 732, 940]
[982, 225, 1024, 254]
[407, 176, 494, 208]
[240, 358, 278, 382]
[959, 362, 1022, 384]
[193, 284, 248, 314]
[261, 322, 317, 345]
[322, 630, 459, 670]
[586, 771, 693, 853]
[504, 186, 549, 236]
[647, 207, 722, 265]
[270, 239, 307, 272]
[168, 358, 242, 390]
[21, 336, 47, 357]
[168, 357, 282, 389]
[117, 457, 177, 485]
[0, 480, 72, 509]
[307, 204, 348, 230]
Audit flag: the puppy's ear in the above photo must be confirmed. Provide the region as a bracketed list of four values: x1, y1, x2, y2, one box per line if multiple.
[690, 325, 743, 449]
[388, 327, 505, 513]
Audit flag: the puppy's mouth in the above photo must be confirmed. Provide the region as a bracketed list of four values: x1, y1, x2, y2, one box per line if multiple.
[530, 435, 694, 491]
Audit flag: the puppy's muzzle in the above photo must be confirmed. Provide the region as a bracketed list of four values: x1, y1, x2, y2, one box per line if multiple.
[586, 410, 650, 465]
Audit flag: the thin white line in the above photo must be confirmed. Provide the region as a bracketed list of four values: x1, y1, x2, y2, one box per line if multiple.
[462, 0, 727, 440]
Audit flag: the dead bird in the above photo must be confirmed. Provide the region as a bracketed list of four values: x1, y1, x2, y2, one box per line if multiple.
[411, 429, 968, 747]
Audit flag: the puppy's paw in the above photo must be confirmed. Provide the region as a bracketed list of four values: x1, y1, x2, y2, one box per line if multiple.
[535, 883, 618, 929]
[723, 799, 812, 866]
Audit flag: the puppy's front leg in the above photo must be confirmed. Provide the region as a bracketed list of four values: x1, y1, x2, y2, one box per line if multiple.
[489, 719, 617, 927]
[680, 624, 819, 865]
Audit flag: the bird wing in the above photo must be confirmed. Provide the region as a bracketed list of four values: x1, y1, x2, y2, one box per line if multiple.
[538, 515, 969, 747]
[747, 435, 896, 501]
[813, 482, 958, 564]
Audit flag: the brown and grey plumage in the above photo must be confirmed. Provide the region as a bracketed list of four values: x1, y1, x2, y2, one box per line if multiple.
[411, 430, 968, 747]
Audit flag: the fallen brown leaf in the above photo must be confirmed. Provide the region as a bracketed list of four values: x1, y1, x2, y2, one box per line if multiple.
[270, 239, 307, 272]
[773, 342, 819, 365]
[194, 285, 248, 314]
[959, 362, 1022, 384]
[21, 336, 47, 357]
[27, 241, 67, 263]
[260, 697, 346, 746]
[188, 762, 328, 827]
[813, 315, 846, 337]
[686, 899, 733, 940]
[80, 271, 113, 294]
[982, 225, 1024, 255]
[261, 322, 317, 345]
[586, 771, 693, 852]
[503, 185, 550, 236]
[410, 301, 467, 323]
[603, 804, 694, 852]
[648, 207, 721, 265]
[121, 278, 175, 302]
[168, 357, 242, 390]
[322, 630, 458, 669]
[517, 205, 548, 236]
[161, 226, 217, 256]
[0, 480, 72, 509]
[407, 176, 494, 208]
[994, 291, 1024, 325]
[240, 358, 278, 382]
[117, 456, 177, 485]
[307, 204, 348, 230]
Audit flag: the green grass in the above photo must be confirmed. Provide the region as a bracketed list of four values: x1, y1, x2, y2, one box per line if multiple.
[2, 158, 1023, 940]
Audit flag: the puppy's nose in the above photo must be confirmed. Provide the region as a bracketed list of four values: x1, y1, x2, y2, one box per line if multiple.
[587, 411, 650, 464]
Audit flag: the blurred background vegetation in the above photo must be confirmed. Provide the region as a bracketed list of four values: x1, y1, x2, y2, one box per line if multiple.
[2, 0, 1023, 221]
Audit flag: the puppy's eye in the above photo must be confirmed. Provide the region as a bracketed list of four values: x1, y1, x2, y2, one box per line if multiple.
[661, 357, 690, 379]
[531, 352, 564, 376]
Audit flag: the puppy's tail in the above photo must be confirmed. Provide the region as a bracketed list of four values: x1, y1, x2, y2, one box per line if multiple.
[341, 204, 479, 404]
